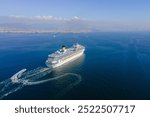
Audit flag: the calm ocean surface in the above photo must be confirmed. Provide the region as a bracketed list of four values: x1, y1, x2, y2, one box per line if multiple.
[0, 32, 150, 100]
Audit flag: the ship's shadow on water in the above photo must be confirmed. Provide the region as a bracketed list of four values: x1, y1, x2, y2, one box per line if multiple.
[0, 55, 85, 100]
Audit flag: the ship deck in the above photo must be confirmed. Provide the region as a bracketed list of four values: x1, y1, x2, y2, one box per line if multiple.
[48, 45, 84, 60]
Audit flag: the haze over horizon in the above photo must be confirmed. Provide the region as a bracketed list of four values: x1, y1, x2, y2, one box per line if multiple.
[0, 0, 150, 32]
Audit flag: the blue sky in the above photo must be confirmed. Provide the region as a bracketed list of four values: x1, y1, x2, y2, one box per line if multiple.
[0, 0, 150, 22]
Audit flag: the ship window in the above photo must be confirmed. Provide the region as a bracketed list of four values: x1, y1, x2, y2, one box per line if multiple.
[50, 57, 54, 59]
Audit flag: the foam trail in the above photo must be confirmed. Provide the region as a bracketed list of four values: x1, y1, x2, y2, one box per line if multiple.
[0, 67, 52, 99]
[0, 67, 82, 99]
[0, 85, 23, 99]
[25, 73, 81, 85]
[11, 69, 27, 83]
[0, 79, 10, 92]
[0, 79, 24, 99]
[23, 67, 51, 80]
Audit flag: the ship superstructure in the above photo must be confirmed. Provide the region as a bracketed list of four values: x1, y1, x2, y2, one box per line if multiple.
[45, 43, 85, 68]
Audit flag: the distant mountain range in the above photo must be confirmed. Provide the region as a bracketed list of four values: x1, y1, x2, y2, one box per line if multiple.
[0, 16, 149, 33]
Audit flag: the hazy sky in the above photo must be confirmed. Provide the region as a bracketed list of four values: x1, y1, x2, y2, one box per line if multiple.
[0, 0, 150, 22]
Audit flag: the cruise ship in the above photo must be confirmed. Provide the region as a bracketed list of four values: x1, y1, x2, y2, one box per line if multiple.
[45, 43, 85, 68]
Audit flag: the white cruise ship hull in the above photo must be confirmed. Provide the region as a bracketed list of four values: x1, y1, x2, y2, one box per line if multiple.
[46, 49, 84, 68]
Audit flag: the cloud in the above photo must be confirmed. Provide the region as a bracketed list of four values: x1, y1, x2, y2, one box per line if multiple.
[0, 15, 150, 32]
[9, 15, 57, 20]
[8, 15, 81, 21]
[72, 16, 80, 20]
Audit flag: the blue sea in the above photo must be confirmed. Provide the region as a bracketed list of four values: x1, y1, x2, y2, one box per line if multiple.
[0, 32, 150, 100]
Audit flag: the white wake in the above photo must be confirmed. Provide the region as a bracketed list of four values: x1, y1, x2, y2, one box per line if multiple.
[0, 67, 82, 99]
